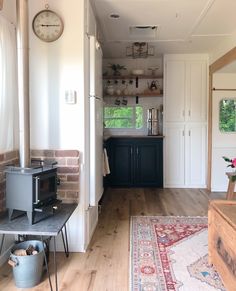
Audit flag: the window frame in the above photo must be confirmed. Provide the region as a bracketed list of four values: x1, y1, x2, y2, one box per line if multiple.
[103, 105, 143, 130]
[219, 98, 236, 133]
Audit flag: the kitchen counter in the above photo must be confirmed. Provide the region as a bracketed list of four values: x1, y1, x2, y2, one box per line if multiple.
[104, 135, 164, 141]
[104, 136, 163, 187]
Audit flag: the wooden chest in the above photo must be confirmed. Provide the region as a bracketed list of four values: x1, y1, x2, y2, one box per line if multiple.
[208, 200, 236, 290]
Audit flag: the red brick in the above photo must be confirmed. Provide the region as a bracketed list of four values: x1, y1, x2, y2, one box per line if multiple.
[67, 175, 79, 182]
[0, 199, 6, 212]
[0, 154, 4, 162]
[66, 158, 79, 166]
[34, 157, 64, 167]
[0, 172, 4, 181]
[66, 191, 79, 199]
[59, 182, 79, 191]
[31, 149, 55, 158]
[0, 182, 5, 191]
[55, 158, 66, 166]
[0, 191, 5, 200]
[0, 160, 19, 171]
[55, 150, 79, 158]
[58, 174, 67, 182]
[57, 191, 66, 198]
[4, 151, 18, 161]
[58, 167, 79, 174]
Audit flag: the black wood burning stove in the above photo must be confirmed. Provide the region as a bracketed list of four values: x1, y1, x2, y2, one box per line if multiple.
[5, 160, 61, 224]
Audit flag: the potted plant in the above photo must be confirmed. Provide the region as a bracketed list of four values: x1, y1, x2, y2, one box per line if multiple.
[108, 64, 127, 76]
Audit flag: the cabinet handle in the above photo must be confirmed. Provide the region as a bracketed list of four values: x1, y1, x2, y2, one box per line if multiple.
[131, 148, 133, 155]
[34, 177, 40, 204]
[182, 130, 185, 137]
[189, 130, 191, 136]
[137, 148, 139, 155]
[188, 110, 191, 117]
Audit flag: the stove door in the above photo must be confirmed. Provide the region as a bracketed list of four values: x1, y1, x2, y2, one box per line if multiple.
[34, 171, 57, 205]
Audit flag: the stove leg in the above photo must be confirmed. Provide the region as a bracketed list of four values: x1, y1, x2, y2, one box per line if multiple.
[0, 234, 5, 254]
[27, 211, 34, 224]
[8, 209, 13, 221]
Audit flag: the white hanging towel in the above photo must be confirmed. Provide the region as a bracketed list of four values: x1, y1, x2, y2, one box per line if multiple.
[103, 148, 110, 176]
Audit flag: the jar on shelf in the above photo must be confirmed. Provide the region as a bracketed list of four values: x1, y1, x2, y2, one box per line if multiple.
[106, 85, 114, 96]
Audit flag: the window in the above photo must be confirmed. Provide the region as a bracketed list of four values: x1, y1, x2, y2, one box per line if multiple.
[104, 106, 143, 129]
[0, 16, 17, 152]
[219, 99, 236, 132]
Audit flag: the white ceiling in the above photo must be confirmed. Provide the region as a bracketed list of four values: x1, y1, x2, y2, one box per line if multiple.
[91, 0, 236, 58]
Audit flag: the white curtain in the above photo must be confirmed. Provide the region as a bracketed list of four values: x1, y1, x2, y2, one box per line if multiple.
[0, 16, 18, 152]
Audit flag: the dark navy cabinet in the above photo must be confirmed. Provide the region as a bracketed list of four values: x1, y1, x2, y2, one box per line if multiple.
[105, 137, 163, 187]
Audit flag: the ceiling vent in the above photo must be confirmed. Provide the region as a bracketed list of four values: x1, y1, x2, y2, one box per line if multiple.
[129, 26, 158, 39]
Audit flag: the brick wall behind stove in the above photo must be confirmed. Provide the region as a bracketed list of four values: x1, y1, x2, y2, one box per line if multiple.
[31, 149, 80, 203]
[0, 151, 19, 212]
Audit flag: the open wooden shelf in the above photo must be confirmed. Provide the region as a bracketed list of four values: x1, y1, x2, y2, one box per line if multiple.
[104, 93, 163, 97]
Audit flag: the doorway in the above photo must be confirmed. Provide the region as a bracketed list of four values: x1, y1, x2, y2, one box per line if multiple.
[211, 85, 236, 191]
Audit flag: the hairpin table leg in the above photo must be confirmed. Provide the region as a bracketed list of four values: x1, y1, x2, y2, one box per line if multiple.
[61, 225, 69, 258]
[53, 237, 58, 291]
[41, 236, 53, 291]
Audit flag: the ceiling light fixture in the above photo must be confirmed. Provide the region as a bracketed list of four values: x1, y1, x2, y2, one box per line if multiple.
[126, 42, 154, 59]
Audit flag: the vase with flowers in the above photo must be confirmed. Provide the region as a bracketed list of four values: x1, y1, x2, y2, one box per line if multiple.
[223, 156, 236, 181]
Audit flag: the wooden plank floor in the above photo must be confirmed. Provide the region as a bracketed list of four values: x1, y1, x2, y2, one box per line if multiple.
[0, 188, 226, 291]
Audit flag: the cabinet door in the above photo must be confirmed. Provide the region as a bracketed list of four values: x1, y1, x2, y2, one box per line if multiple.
[185, 61, 207, 122]
[164, 124, 185, 187]
[135, 140, 163, 187]
[107, 139, 134, 186]
[164, 60, 185, 122]
[185, 124, 207, 187]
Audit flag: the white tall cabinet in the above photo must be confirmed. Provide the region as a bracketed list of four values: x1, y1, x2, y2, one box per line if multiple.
[164, 54, 208, 188]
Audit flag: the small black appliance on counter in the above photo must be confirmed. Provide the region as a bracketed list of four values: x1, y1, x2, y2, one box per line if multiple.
[5, 160, 61, 224]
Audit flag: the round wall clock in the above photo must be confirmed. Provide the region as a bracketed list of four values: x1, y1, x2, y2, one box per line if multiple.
[32, 9, 64, 42]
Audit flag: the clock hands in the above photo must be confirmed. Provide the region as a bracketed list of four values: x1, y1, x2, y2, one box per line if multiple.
[40, 24, 60, 27]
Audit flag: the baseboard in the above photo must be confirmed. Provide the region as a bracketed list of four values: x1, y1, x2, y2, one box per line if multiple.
[53, 238, 86, 253]
[164, 184, 207, 188]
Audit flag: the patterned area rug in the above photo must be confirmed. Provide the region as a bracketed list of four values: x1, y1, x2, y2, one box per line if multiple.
[130, 216, 226, 291]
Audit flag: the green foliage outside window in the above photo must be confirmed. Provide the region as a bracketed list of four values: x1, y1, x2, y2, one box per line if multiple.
[104, 106, 143, 129]
[219, 99, 236, 132]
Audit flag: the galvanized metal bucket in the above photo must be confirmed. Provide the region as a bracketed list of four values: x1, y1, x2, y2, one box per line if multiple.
[9, 240, 44, 288]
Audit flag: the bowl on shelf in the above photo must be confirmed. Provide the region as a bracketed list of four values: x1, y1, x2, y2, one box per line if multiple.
[131, 69, 144, 75]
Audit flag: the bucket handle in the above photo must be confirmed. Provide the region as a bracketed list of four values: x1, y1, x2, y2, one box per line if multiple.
[8, 256, 19, 268]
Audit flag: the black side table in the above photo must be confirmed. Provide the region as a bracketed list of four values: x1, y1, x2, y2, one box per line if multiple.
[0, 203, 77, 291]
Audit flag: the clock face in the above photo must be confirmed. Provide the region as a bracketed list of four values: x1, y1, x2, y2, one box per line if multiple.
[32, 10, 64, 42]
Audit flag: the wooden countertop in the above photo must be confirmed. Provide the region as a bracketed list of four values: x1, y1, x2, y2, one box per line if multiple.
[104, 135, 164, 141]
